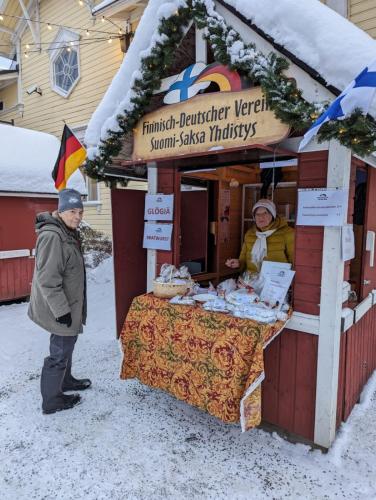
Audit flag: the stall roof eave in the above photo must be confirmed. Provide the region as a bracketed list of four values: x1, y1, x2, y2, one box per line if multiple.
[105, 143, 297, 178]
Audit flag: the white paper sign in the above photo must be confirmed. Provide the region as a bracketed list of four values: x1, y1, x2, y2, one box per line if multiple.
[260, 269, 295, 309]
[342, 224, 355, 261]
[144, 194, 174, 221]
[297, 188, 348, 227]
[260, 261, 292, 278]
[143, 222, 173, 250]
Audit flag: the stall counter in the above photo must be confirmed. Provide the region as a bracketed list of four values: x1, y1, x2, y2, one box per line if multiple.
[120, 294, 290, 431]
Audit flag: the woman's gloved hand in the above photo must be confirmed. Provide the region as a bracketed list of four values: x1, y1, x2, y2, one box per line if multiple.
[56, 312, 72, 328]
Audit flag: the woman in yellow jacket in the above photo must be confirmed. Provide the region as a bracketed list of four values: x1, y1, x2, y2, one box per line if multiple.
[226, 199, 294, 273]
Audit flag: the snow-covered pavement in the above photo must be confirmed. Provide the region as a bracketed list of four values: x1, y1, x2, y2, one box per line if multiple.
[1, 258, 375, 500]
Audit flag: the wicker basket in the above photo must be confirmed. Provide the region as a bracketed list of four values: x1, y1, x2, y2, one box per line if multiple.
[153, 280, 190, 299]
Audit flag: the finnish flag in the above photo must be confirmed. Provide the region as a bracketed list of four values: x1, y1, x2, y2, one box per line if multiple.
[164, 63, 210, 105]
[299, 59, 376, 151]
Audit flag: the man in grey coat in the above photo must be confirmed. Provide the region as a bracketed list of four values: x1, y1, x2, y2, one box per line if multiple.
[28, 188, 91, 414]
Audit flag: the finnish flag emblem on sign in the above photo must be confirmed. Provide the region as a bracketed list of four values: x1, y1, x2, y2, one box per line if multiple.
[163, 62, 211, 105]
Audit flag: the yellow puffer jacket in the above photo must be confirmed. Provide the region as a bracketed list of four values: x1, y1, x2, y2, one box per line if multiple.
[239, 216, 295, 273]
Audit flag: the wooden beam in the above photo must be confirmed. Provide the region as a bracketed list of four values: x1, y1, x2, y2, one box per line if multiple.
[17, 0, 40, 48]
[314, 140, 351, 449]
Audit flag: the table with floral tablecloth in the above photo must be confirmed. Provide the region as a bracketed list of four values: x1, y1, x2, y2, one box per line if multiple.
[120, 294, 289, 431]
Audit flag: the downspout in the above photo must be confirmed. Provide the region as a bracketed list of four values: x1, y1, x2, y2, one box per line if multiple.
[15, 37, 24, 116]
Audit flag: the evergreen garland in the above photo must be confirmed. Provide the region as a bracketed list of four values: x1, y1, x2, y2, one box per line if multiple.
[84, 0, 376, 185]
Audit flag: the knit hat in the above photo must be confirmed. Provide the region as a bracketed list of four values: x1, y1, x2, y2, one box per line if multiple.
[252, 199, 276, 219]
[58, 188, 83, 213]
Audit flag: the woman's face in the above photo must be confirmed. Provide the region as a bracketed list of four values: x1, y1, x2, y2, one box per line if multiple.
[254, 207, 273, 229]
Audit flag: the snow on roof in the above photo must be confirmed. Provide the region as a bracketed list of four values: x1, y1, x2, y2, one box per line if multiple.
[85, 0, 184, 154]
[84, 0, 376, 152]
[0, 124, 87, 195]
[224, 0, 376, 93]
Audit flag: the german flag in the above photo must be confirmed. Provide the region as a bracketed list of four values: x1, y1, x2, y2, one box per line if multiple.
[52, 125, 86, 191]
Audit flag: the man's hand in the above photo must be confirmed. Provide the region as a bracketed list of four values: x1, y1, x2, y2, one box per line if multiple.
[56, 312, 72, 328]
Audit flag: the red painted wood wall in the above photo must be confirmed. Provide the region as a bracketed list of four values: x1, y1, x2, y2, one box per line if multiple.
[111, 189, 147, 337]
[262, 329, 318, 441]
[337, 162, 376, 426]
[293, 151, 327, 315]
[337, 306, 376, 425]
[0, 196, 57, 301]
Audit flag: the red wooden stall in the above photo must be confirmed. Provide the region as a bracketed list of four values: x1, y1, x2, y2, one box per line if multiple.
[85, 0, 376, 449]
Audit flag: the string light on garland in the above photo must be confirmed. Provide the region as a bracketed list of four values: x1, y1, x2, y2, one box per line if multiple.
[47, 23, 52, 30]
[83, 0, 376, 185]
[0, 14, 3, 21]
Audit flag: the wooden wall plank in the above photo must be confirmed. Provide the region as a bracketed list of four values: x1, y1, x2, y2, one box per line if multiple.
[277, 330, 297, 430]
[294, 333, 318, 440]
[336, 332, 347, 428]
[341, 306, 376, 422]
[262, 335, 281, 422]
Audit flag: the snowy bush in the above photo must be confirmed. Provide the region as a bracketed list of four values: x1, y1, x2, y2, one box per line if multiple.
[79, 223, 112, 268]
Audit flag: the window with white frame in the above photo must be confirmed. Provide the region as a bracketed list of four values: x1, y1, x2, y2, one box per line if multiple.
[86, 176, 99, 202]
[49, 28, 80, 98]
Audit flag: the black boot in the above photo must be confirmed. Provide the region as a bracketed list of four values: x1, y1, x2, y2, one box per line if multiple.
[62, 376, 92, 392]
[42, 393, 81, 414]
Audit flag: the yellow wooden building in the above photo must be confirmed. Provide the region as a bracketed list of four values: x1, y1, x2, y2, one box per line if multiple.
[321, 0, 376, 37]
[0, 0, 146, 236]
[0, 0, 375, 237]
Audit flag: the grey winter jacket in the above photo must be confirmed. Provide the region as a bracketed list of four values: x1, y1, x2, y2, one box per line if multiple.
[28, 212, 87, 336]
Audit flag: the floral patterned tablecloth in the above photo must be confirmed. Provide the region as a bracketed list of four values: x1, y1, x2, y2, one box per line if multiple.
[120, 294, 288, 431]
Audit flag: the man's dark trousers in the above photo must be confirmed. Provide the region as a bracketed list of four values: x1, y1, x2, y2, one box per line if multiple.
[41, 334, 78, 410]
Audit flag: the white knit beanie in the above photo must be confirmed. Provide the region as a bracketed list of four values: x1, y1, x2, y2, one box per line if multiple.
[252, 199, 277, 219]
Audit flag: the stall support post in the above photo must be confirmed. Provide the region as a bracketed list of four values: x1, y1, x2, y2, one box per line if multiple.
[314, 140, 351, 449]
[147, 162, 157, 292]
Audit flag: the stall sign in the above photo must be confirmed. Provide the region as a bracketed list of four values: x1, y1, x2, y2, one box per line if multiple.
[145, 194, 174, 221]
[133, 88, 290, 161]
[260, 269, 295, 309]
[342, 224, 355, 261]
[143, 222, 173, 251]
[260, 261, 292, 278]
[296, 188, 348, 227]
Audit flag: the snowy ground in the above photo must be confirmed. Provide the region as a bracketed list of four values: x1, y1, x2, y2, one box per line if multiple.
[1, 258, 375, 500]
